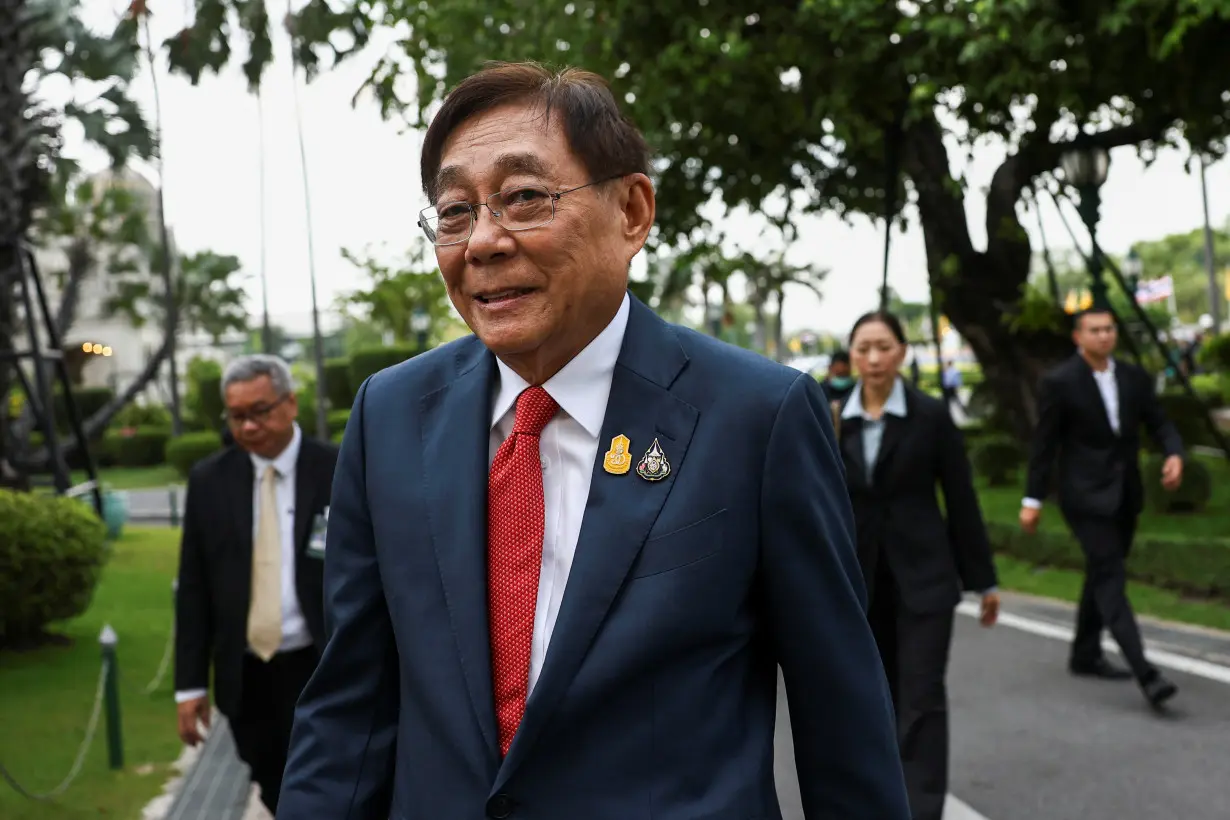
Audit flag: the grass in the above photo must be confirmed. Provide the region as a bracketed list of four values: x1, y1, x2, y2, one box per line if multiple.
[78, 465, 182, 491]
[0, 527, 184, 819]
[995, 555, 1230, 633]
[977, 455, 1230, 542]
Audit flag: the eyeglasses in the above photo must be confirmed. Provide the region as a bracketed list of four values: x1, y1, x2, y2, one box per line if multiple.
[223, 393, 290, 426]
[417, 175, 623, 247]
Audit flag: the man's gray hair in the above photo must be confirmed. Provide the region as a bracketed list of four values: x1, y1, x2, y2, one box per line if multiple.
[221, 354, 295, 398]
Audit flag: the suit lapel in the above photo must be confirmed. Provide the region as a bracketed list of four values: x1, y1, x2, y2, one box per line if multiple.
[1075, 356, 1116, 437]
[839, 415, 868, 487]
[420, 342, 501, 761]
[227, 448, 255, 608]
[496, 297, 697, 785]
[292, 440, 320, 555]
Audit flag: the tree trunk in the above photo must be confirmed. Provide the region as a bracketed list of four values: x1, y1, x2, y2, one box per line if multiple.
[903, 114, 1072, 441]
[53, 236, 90, 337]
[0, 0, 34, 486]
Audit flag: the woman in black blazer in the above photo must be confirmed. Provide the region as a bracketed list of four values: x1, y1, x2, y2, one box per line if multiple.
[838, 311, 999, 820]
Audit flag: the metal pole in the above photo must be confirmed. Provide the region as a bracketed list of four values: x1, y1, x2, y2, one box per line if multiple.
[1198, 154, 1221, 330]
[257, 85, 273, 355]
[100, 625, 124, 770]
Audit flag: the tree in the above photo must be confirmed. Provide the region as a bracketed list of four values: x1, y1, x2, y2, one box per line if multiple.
[105, 248, 250, 343]
[1132, 224, 1230, 323]
[170, 0, 1230, 437]
[337, 241, 452, 347]
[1, 0, 155, 479]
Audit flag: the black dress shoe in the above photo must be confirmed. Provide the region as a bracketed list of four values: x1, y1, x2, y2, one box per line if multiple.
[1141, 673, 1178, 708]
[1069, 658, 1133, 680]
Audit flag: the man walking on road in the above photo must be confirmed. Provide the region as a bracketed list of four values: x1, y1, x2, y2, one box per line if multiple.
[1020, 307, 1182, 708]
[173, 355, 338, 814]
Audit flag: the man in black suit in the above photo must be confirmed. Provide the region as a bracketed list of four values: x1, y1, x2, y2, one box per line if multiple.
[174, 354, 338, 813]
[1021, 307, 1182, 708]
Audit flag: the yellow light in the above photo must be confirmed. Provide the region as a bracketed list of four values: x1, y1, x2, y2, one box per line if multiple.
[91, 343, 103, 354]
[101, 346, 113, 357]
[82, 342, 92, 352]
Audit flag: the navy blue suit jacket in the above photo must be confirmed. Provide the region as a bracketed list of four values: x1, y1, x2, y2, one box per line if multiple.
[279, 296, 909, 819]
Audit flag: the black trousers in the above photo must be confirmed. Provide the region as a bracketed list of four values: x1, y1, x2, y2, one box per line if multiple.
[229, 646, 318, 814]
[868, 563, 955, 820]
[1063, 506, 1156, 681]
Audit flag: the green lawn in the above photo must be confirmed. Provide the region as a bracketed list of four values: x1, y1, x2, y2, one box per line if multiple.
[977, 455, 1230, 542]
[0, 528, 184, 820]
[79, 465, 182, 491]
[995, 555, 1230, 633]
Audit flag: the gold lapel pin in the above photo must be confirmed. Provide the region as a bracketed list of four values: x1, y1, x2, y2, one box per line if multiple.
[636, 438, 671, 482]
[603, 434, 632, 475]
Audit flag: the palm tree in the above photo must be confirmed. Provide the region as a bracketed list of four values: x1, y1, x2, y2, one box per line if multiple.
[0, 0, 153, 482]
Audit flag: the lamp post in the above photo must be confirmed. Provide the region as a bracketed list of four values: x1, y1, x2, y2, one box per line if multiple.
[706, 302, 723, 338]
[410, 307, 431, 354]
[1060, 143, 1112, 310]
[1123, 247, 1143, 305]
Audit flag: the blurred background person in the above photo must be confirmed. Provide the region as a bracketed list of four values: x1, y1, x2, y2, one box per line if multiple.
[821, 349, 855, 403]
[1020, 307, 1182, 708]
[838, 310, 1000, 820]
[173, 355, 339, 814]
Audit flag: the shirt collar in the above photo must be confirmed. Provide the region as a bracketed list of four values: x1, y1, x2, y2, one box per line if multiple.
[842, 376, 908, 421]
[490, 291, 630, 438]
[250, 422, 302, 477]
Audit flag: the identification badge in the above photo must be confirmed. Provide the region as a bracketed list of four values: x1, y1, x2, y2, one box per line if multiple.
[307, 506, 329, 559]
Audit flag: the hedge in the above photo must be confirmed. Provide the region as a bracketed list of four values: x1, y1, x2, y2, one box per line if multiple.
[0, 490, 109, 646]
[324, 358, 352, 410]
[969, 435, 1025, 487]
[349, 345, 417, 392]
[103, 426, 171, 468]
[166, 431, 224, 477]
[989, 521, 1230, 603]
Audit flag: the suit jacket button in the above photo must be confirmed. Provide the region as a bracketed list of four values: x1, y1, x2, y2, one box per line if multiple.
[487, 794, 515, 818]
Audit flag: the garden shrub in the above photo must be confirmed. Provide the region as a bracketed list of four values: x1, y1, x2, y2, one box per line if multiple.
[349, 345, 417, 390]
[0, 490, 108, 647]
[165, 431, 224, 477]
[1142, 455, 1213, 515]
[969, 435, 1026, 487]
[103, 426, 172, 468]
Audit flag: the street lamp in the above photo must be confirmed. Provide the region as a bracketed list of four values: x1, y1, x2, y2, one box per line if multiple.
[1060, 143, 1111, 310]
[705, 303, 723, 338]
[410, 307, 431, 353]
[1122, 247, 1143, 304]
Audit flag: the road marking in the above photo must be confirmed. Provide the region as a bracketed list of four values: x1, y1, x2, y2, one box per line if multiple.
[945, 794, 991, 820]
[956, 602, 1230, 685]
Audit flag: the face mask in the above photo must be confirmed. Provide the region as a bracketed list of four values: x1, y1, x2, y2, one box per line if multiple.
[828, 376, 853, 389]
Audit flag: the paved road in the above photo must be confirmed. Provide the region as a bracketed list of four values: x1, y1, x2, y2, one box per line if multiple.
[774, 599, 1230, 820]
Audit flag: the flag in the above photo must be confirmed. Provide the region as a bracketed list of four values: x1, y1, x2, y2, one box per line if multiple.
[1134, 276, 1174, 305]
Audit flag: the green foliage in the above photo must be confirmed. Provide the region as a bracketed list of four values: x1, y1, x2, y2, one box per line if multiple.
[53, 386, 114, 428]
[323, 358, 352, 409]
[165, 431, 223, 478]
[337, 241, 452, 347]
[1153, 391, 1220, 451]
[106, 249, 250, 343]
[0, 490, 109, 646]
[327, 409, 351, 437]
[988, 521, 1230, 603]
[112, 401, 173, 429]
[1143, 455, 1213, 514]
[969, 435, 1026, 487]
[349, 345, 417, 390]
[1198, 333, 1230, 373]
[1131, 227, 1230, 324]
[184, 357, 224, 431]
[103, 426, 171, 468]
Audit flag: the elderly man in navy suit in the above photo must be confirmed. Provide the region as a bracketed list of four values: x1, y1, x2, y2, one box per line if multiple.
[279, 61, 909, 820]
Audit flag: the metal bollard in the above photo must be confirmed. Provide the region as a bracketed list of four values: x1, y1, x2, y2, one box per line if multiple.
[168, 485, 180, 528]
[99, 625, 124, 770]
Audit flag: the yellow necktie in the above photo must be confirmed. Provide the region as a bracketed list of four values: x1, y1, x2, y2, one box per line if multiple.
[248, 464, 282, 661]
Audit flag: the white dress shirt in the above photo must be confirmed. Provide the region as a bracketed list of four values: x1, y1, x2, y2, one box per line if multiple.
[1022, 358, 1119, 510]
[489, 292, 630, 697]
[175, 424, 312, 704]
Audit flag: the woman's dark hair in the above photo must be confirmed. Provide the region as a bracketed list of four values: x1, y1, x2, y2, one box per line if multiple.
[848, 310, 907, 346]
[420, 61, 652, 204]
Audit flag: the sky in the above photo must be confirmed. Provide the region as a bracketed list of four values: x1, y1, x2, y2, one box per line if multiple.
[64, 1, 1230, 338]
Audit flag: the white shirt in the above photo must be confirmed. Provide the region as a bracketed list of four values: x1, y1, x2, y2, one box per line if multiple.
[489, 292, 630, 697]
[175, 424, 312, 704]
[1022, 358, 1119, 510]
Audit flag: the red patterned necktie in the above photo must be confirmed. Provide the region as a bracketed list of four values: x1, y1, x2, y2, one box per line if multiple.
[488, 385, 559, 757]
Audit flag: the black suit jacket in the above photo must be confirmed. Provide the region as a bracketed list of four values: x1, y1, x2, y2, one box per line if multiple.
[174, 435, 339, 718]
[838, 384, 997, 613]
[1025, 355, 1183, 518]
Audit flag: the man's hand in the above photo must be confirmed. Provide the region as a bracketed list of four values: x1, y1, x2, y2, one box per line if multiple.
[1161, 455, 1183, 491]
[177, 696, 211, 747]
[980, 592, 1000, 628]
[1019, 505, 1041, 535]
